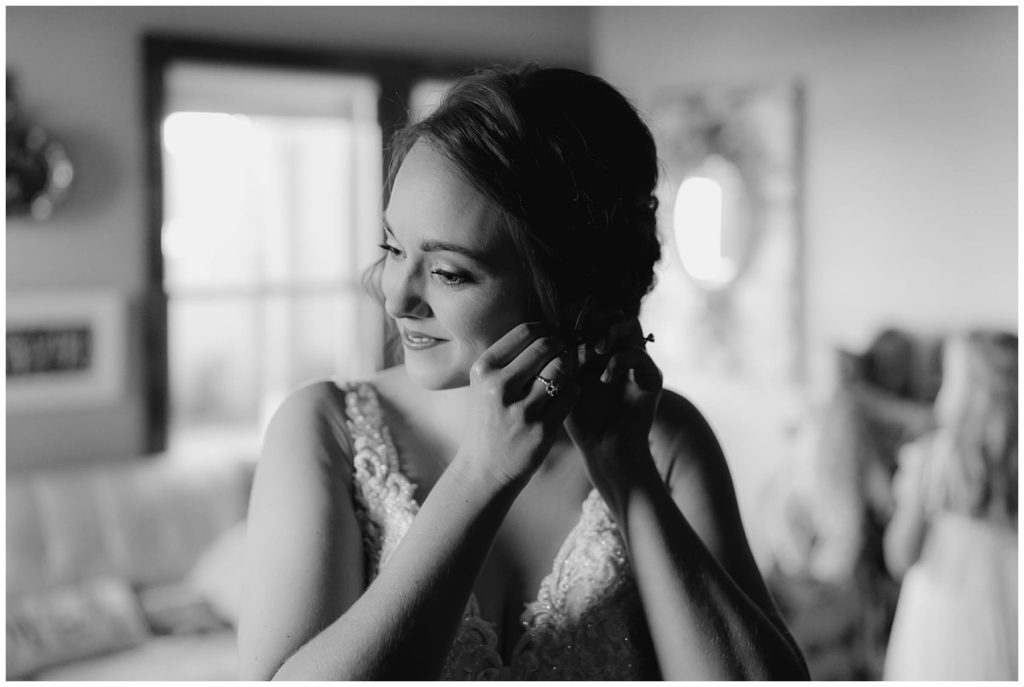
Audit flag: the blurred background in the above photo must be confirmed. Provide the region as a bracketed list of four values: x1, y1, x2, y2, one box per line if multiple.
[6, 5, 1017, 681]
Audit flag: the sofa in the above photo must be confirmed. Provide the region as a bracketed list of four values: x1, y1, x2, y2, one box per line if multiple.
[6, 453, 254, 680]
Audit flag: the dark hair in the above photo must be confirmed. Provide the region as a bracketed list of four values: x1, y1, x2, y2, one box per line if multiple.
[369, 64, 661, 339]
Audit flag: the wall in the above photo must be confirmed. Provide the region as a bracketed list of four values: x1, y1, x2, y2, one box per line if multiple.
[593, 6, 1016, 366]
[6, 6, 590, 471]
[7, 6, 1017, 474]
[590, 7, 1016, 534]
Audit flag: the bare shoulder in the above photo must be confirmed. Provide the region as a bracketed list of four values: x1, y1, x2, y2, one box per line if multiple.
[243, 381, 367, 679]
[649, 387, 729, 485]
[268, 369, 406, 440]
[274, 378, 347, 416]
[261, 379, 356, 475]
[650, 388, 765, 599]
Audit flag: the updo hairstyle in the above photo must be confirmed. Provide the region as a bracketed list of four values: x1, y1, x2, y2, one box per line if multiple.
[383, 64, 662, 332]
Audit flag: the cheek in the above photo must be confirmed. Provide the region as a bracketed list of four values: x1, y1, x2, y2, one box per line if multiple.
[446, 290, 532, 349]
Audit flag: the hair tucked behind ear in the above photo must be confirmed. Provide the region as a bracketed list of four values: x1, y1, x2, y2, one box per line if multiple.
[382, 64, 662, 333]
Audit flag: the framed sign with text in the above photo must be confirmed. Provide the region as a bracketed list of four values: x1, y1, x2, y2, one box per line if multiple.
[7, 290, 125, 410]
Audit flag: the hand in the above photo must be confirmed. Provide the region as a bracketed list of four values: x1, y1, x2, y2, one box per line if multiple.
[564, 311, 663, 490]
[452, 322, 580, 490]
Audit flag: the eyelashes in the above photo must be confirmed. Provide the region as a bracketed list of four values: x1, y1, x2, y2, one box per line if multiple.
[379, 243, 470, 287]
[431, 269, 468, 286]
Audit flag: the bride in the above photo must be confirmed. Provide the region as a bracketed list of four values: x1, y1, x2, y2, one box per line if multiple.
[238, 64, 808, 680]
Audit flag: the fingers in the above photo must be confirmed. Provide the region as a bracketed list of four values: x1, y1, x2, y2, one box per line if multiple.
[500, 332, 569, 386]
[524, 349, 578, 423]
[600, 348, 663, 393]
[474, 322, 549, 373]
[542, 376, 580, 422]
[576, 310, 650, 383]
[593, 316, 643, 355]
[471, 321, 575, 412]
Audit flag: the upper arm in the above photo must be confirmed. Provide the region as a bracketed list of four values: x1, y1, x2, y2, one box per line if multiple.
[653, 391, 787, 628]
[237, 382, 366, 680]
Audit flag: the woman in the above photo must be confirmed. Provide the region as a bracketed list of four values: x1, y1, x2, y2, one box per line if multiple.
[883, 330, 1017, 680]
[238, 64, 808, 680]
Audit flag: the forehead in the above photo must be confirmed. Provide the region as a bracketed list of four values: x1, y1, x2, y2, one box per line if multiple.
[386, 140, 508, 254]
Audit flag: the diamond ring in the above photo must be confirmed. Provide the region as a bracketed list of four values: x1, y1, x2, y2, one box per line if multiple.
[535, 374, 560, 398]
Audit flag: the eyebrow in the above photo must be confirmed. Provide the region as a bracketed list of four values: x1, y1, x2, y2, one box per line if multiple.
[383, 216, 491, 265]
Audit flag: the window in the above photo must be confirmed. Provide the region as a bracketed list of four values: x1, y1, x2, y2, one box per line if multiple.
[409, 78, 453, 123]
[160, 61, 382, 456]
[144, 36, 494, 456]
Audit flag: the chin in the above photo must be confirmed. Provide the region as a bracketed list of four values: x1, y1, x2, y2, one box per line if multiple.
[403, 356, 470, 391]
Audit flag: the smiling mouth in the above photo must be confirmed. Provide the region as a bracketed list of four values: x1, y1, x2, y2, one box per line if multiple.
[401, 329, 446, 350]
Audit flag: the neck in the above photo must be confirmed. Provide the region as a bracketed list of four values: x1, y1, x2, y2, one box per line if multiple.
[403, 370, 575, 468]
[421, 382, 475, 451]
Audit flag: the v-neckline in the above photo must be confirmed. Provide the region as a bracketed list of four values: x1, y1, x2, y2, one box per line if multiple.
[346, 380, 602, 666]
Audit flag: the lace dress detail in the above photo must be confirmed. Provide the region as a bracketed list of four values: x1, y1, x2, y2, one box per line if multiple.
[339, 381, 658, 680]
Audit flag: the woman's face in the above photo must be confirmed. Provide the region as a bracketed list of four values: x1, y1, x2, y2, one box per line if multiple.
[381, 140, 533, 389]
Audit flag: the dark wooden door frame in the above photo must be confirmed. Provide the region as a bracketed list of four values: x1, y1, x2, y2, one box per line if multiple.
[141, 33, 505, 452]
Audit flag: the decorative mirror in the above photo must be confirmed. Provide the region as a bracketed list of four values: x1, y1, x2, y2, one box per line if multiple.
[673, 151, 752, 290]
[6, 74, 74, 220]
[645, 82, 804, 383]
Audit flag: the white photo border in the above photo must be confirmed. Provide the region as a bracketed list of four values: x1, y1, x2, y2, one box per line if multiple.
[6, 290, 126, 410]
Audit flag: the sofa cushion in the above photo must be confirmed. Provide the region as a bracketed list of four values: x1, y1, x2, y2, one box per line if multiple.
[187, 520, 247, 627]
[33, 630, 238, 681]
[6, 576, 151, 679]
[136, 582, 231, 636]
[7, 455, 254, 596]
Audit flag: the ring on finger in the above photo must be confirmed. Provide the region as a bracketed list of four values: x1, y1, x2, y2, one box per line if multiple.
[535, 374, 561, 398]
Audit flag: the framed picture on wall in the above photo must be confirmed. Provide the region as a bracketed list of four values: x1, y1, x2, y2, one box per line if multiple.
[6, 290, 126, 410]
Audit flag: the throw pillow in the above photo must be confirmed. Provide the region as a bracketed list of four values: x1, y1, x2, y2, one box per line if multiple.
[186, 521, 247, 626]
[6, 576, 151, 679]
[136, 583, 231, 636]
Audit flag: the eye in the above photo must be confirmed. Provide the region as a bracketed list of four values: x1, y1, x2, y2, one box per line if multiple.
[378, 242, 402, 258]
[431, 269, 469, 287]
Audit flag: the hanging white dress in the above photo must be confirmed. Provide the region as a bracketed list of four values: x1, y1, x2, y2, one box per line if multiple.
[883, 438, 1018, 680]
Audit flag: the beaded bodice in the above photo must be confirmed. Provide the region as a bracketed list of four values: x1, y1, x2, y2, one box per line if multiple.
[339, 382, 658, 680]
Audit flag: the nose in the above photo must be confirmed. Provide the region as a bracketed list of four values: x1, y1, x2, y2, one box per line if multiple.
[382, 261, 432, 320]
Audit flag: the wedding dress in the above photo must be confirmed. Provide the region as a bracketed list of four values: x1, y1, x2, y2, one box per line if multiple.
[882, 437, 1018, 680]
[334, 381, 660, 680]
[882, 513, 1017, 680]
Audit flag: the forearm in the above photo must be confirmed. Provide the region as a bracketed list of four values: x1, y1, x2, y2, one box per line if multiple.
[883, 500, 928, 580]
[600, 460, 808, 680]
[273, 459, 521, 680]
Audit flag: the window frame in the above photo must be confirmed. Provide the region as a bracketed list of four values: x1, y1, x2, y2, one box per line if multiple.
[142, 33, 500, 452]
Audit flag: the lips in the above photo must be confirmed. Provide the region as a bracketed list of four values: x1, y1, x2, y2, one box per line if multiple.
[401, 328, 446, 350]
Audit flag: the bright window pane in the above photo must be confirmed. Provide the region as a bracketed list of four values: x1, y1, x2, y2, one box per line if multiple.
[162, 63, 383, 454]
[168, 297, 261, 427]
